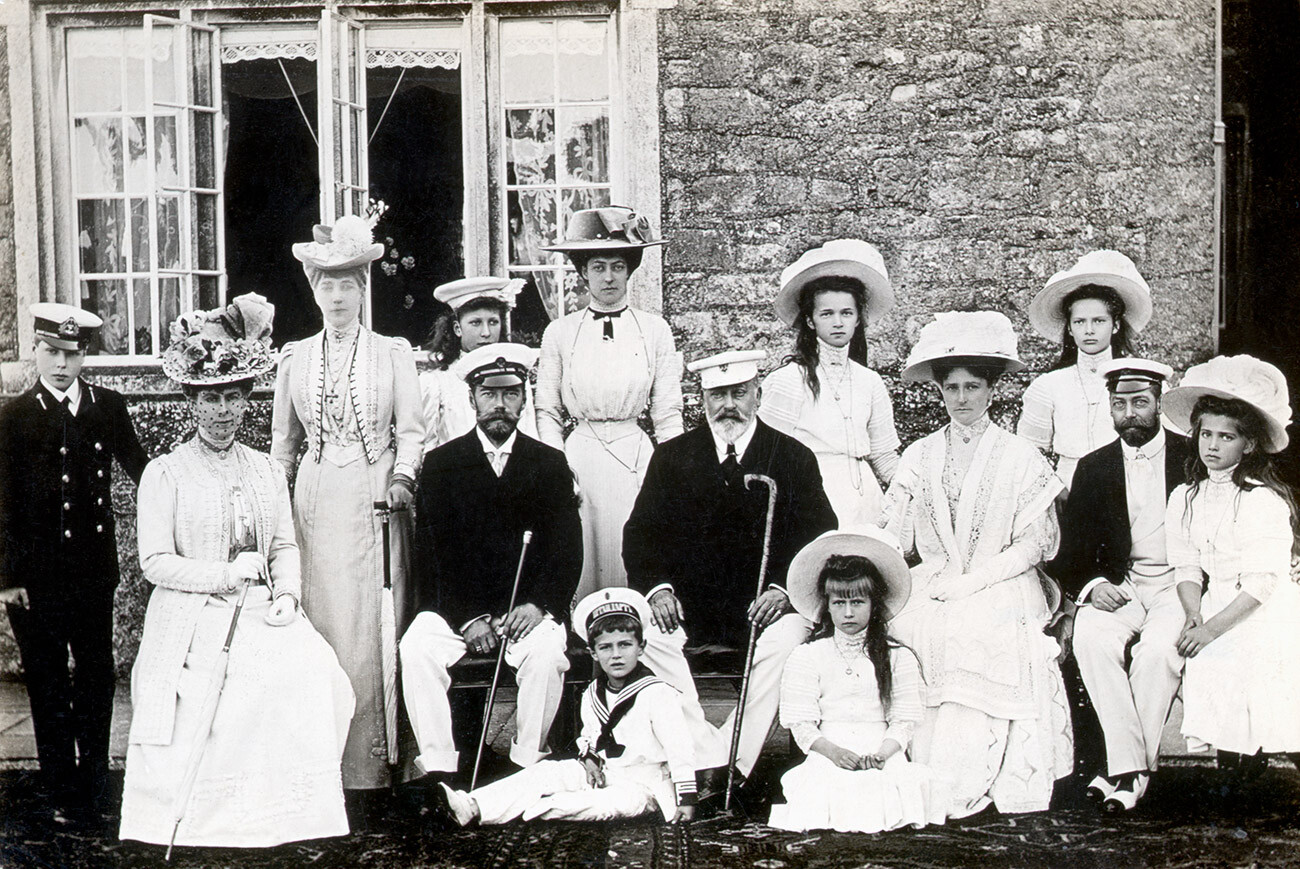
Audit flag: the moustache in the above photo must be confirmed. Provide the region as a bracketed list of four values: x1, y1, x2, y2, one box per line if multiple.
[714, 411, 745, 421]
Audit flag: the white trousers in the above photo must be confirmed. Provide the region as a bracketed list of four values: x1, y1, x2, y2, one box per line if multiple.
[1074, 578, 1185, 776]
[399, 612, 569, 772]
[471, 759, 661, 823]
[641, 612, 811, 777]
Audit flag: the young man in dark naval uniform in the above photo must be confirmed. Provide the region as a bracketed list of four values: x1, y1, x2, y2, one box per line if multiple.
[0, 304, 148, 819]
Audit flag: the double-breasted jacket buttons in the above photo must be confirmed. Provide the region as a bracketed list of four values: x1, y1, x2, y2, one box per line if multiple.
[61, 474, 69, 483]
[63, 530, 72, 539]
[94, 442, 103, 451]
[59, 446, 67, 455]
[96, 525, 104, 533]
[63, 502, 70, 511]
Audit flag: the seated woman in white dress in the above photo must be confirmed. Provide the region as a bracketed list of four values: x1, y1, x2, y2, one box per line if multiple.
[419, 276, 536, 453]
[760, 240, 901, 526]
[879, 312, 1073, 818]
[769, 528, 949, 834]
[1019, 250, 1151, 490]
[1162, 355, 1300, 785]
[119, 294, 354, 851]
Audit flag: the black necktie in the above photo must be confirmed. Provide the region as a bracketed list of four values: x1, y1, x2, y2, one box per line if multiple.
[61, 396, 74, 418]
[722, 442, 743, 489]
[590, 308, 625, 340]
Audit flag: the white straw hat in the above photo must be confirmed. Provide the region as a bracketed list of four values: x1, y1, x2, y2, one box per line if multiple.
[773, 239, 894, 327]
[1028, 250, 1153, 342]
[901, 311, 1026, 383]
[1163, 354, 1292, 453]
[786, 527, 911, 622]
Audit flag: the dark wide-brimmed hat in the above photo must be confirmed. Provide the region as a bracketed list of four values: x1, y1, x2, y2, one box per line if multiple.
[773, 239, 894, 327]
[292, 215, 385, 273]
[160, 293, 276, 387]
[786, 527, 912, 622]
[543, 207, 666, 256]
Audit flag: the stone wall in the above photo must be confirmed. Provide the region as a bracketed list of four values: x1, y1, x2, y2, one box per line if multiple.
[658, 0, 1217, 435]
[0, 26, 16, 363]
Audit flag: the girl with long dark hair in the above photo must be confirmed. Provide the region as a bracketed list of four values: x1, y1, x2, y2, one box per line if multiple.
[760, 240, 901, 526]
[1019, 250, 1152, 488]
[1162, 356, 1300, 784]
[769, 528, 948, 833]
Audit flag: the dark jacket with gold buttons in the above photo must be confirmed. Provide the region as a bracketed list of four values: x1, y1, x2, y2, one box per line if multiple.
[0, 380, 149, 597]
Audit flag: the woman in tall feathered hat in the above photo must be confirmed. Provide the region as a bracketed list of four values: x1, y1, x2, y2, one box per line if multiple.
[1019, 250, 1153, 489]
[271, 215, 425, 794]
[534, 206, 684, 601]
[120, 294, 355, 849]
[758, 239, 902, 527]
[878, 311, 1073, 818]
[1162, 355, 1300, 781]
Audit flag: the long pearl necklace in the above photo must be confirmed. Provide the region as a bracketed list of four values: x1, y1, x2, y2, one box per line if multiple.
[323, 327, 358, 426]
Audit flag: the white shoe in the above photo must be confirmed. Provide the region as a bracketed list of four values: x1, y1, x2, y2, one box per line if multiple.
[439, 782, 478, 827]
[1086, 775, 1118, 803]
[1102, 772, 1149, 813]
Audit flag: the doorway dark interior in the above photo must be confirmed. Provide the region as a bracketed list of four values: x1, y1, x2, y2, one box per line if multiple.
[367, 66, 463, 348]
[222, 58, 321, 346]
[1221, 0, 1300, 482]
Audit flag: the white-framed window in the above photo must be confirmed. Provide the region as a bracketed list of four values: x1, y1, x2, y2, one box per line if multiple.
[39, 1, 655, 361]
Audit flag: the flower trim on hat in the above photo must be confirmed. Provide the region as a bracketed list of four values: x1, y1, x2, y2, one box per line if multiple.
[161, 293, 276, 385]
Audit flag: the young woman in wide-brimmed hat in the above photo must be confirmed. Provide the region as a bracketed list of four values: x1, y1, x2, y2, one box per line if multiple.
[120, 294, 353, 849]
[272, 216, 424, 794]
[1019, 250, 1151, 489]
[759, 239, 901, 527]
[879, 311, 1073, 818]
[536, 207, 683, 601]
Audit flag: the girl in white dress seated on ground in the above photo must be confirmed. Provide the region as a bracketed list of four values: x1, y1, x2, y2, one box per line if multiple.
[760, 240, 901, 526]
[1162, 355, 1300, 787]
[419, 276, 536, 454]
[769, 528, 950, 833]
[437, 588, 697, 826]
[120, 294, 354, 850]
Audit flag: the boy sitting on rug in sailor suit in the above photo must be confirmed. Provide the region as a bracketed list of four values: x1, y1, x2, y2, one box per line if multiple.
[438, 588, 697, 825]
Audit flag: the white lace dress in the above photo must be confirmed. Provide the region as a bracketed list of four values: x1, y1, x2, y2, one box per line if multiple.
[769, 637, 950, 832]
[120, 441, 354, 847]
[1165, 470, 1300, 754]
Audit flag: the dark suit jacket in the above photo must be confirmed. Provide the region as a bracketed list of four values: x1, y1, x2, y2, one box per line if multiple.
[0, 380, 148, 597]
[412, 428, 583, 630]
[1052, 428, 1191, 600]
[623, 419, 837, 647]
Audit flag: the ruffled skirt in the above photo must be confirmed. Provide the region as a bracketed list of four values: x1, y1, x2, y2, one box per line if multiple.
[768, 722, 950, 833]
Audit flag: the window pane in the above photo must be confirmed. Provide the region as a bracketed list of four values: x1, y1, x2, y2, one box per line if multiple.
[194, 112, 216, 189]
[84, 279, 129, 355]
[562, 268, 589, 314]
[129, 198, 150, 268]
[157, 196, 182, 270]
[197, 274, 220, 310]
[159, 278, 182, 349]
[133, 278, 153, 354]
[73, 118, 124, 193]
[500, 20, 555, 104]
[557, 20, 609, 103]
[67, 30, 123, 113]
[149, 25, 178, 107]
[124, 30, 146, 113]
[514, 270, 560, 321]
[154, 115, 181, 189]
[194, 195, 219, 271]
[558, 106, 609, 184]
[125, 117, 149, 192]
[509, 189, 555, 266]
[78, 199, 126, 273]
[506, 108, 556, 185]
[190, 29, 214, 108]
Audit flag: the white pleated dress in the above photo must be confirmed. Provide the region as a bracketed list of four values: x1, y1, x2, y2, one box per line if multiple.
[1165, 470, 1300, 755]
[769, 637, 950, 833]
[1017, 348, 1117, 488]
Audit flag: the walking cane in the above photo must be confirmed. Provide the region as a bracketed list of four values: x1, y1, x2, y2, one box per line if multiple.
[374, 501, 409, 767]
[165, 562, 258, 861]
[724, 473, 777, 813]
[470, 529, 533, 791]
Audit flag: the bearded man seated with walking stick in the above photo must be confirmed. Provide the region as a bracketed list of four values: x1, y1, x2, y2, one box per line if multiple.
[401, 343, 583, 782]
[622, 350, 837, 807]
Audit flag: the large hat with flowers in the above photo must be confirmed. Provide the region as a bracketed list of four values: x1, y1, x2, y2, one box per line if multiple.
[292, 215, 386, 273]
[1028, 250, 1153, 342]
[1163, 354, 1292, 453]
[543, 206, 665, 254]
[786, 527, 911, 622]
[774, 239, 894, 327]
[901, 310, 1026, 383]
[161, 293, 276, 386]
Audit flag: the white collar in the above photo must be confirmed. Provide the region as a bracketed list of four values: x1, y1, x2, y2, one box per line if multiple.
[40, 377, 82, 413]
[710, 417, 758, 463]
[1120, 426, 1166, 462]
[476, 426, 518, 459]
[1077, 345, 1114, 375]
[1207, 464, 1238, 485]
[817, 338, 852, 368]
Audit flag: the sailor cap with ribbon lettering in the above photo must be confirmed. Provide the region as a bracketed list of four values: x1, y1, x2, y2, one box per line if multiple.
[1097, 357, 1174, 393]
[454, 342, 539, 388]
[687, 349, 767, 391]
[434, 276, 525, 312]
[572, 587, 654, 643]
[31, 303, 102, 351]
